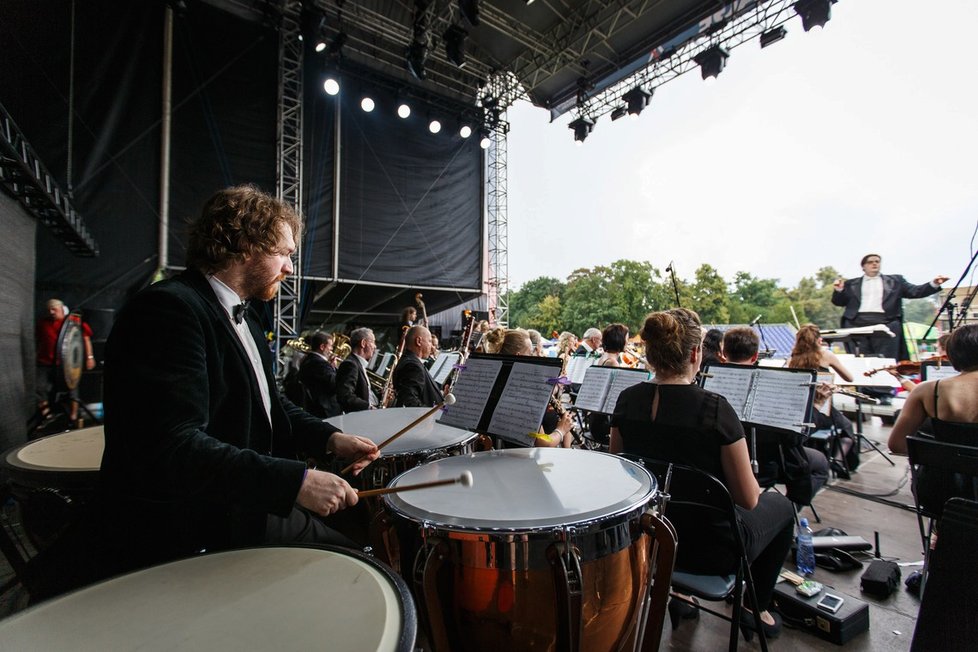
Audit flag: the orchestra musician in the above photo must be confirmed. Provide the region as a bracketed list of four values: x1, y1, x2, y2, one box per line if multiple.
[76, 186, 380, 595]
[335, 328, 379, 412]
[832, 254, 948, 359]
[557, 331, 579, 360]
[700, 328, 726, 369]
[574, 327, 602, 356]
[392, 325, 443, 408]
[610, 309, 793, 638]
[723, 327, 830, 507]
[298, 331, 341, 419]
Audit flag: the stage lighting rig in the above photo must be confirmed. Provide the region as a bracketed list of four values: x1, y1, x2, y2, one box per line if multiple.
[569, 117, 594, 144]
[610, 106, 627, 121]
[444, 25, 468, 67]
[794, 0, 836, 32]
[694, 45, 729, 80]
[760, 26, 787, 48]
[300, 5, 327, 53]
[407, 0, 433, 80]
[623, 87, 652, 117]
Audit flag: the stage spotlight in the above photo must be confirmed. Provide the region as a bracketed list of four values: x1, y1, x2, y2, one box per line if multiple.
[568, 117, 594, 144]
[694, 45, 729, 80]
[479, 129, 491, 149]
[443, 25, 467, 67]
[406, 42, 428, 80]
[300, 6, 327, 52]
[361, 97, 375, 112]
[794, 0, 835, 31]
[323, 76, 340, 96]
[429, 118, 442, 134]
[760, 26, 787, 48]
[459, 0, 480, 26]
[397, 103, 411, 119]
[610, 106, 627, 121]
[524, 0, 535, 4]
[315, 40, 327, 53]
[459, 124, 472, 138]
[623, 86, 652, 118]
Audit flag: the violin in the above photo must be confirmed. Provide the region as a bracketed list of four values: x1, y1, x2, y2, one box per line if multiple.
[863, 354, 949, 377]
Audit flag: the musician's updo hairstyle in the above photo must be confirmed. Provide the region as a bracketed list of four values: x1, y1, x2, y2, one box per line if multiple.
[484, 327, 507, 353]
[640, 308, 703, 377]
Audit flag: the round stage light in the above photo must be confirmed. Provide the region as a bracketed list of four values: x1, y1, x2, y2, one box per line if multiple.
[480, 135, 491, 149]
[459, 125, 472, 138]
[361, 97, 375, 112]
[397, 103, 411, 119]
[323, 77, 340, 96]
[429, 119, 442, 134]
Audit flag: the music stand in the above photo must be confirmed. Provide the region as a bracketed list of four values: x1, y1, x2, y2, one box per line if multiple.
[820, 330, 897, 466]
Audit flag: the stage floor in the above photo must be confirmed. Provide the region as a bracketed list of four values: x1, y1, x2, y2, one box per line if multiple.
[1, 419, 924, 650]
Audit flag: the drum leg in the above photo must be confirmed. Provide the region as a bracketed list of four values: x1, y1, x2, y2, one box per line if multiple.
[548, 541, 584, 652]
[636, 512, 678, 652]
[414, 538, 455, 652]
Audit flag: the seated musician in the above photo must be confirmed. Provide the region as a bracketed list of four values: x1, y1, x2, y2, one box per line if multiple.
[298, 331, 341, 418]
[526, 329, 545, 356]
[335, 328, 379, 412]
[723, 327, 830, 506]
[889, 324, 978, 510]
[557, 331, 579, 360]
[700, 328, 726, 369]
[574, 327, 602, 356]
[392, 325, 443, 408]
[787, 324, 859, 475]
[610, 309, 793, 638]
[589, 323, 629, 445]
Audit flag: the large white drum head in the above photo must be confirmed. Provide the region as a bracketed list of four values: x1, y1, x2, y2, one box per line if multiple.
[327, 407, 474, 454]
[0, 547, 410, 651]
[385, 448, 655, 530]
[9, 427, 104, 472]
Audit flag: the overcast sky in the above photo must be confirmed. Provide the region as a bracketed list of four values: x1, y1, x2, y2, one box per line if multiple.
[505, 0, 978, 297]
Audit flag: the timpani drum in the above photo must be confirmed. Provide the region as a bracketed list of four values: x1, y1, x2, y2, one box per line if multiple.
[384, 448, 658, 652]
[0, 426, 103, 548]
[0, 546, 417, 652]
[327, 407, 480, 490]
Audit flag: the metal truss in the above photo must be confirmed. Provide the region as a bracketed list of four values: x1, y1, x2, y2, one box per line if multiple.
[274, 0, 304, 371]
[570, 0, 797, 124]
[485, 72, 519, 328]
[0, 102, 98, 256]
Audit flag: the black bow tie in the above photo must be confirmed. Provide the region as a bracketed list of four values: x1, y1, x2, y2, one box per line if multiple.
[232, 302, 250, 325]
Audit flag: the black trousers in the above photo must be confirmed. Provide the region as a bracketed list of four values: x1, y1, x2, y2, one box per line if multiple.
[846, 314, 901, 360]
[736, 492, 796, 610]
[264, 506, 360, 549]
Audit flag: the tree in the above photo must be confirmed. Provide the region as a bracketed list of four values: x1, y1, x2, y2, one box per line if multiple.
[525, 294, 564, 336]
[507, 276, 564, 328]
[787, 266, 843, 328]
[689, 264, 729, 325]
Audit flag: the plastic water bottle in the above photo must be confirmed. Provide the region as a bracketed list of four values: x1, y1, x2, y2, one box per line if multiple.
[796, 517, 815, 576]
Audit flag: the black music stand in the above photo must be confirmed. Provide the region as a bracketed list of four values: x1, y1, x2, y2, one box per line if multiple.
[819, 331, 896, 466]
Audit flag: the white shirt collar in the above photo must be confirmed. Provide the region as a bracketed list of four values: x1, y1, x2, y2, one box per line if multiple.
[206, 275, 246, 321]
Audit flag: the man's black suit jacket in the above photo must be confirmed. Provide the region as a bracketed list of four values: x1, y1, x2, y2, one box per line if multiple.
[336, 355, 371, 412]
[298, 353, 340, 418]
[392, 351, 442, 407]
[100, 269, 339, 564]
[831, 274, 938, 324]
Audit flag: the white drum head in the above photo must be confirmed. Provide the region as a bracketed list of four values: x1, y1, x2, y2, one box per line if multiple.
[5, 427, 104, 474]
[384, 448, 655, 530]
[0, 547, 411, 651]
[327, 407, 474, 454]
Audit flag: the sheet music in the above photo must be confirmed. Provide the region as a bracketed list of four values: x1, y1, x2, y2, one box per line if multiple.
[427, 352, 461, 385]
[566, 356, 596, 384]
[574, 366, 613, 412]
[437, 357, 502, 430]
[604, 369, 651, 414]
[701, 366, 755, 420]
[488, 362, 555, 446]
[835, 355, 901, 388]
[922, 364, 959, 381]
[749, 370, 813, 433]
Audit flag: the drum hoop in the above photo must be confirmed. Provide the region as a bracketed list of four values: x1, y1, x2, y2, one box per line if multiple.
[377, 431, 479, 459]
[1, 429, 103, 489]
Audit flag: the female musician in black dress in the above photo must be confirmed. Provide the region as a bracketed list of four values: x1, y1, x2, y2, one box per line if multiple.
[610, 308, 794, 638]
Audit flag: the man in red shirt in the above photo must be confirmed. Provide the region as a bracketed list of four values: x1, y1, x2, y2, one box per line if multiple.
[36, 299, 95, 427]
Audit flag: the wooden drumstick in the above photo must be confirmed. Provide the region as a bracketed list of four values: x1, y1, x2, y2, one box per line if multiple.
[340, 394, 457, 475]
[358, 471, 473, 498]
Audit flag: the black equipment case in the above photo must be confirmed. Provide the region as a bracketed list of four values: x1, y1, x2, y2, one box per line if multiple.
[772, 583, 870, 645]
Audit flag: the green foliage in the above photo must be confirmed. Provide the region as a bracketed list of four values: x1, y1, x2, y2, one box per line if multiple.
[507, 276, 564, 328]
[903, 297, 939, 325]
[689, 264, 729, 325]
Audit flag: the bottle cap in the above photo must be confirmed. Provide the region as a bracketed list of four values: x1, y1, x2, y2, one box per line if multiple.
[799, 517, 809, 528]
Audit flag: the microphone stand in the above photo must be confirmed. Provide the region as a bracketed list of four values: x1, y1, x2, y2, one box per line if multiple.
[666, 262, 682, 308]
[923, 247, 978, 338]
[755, 316, 774, 358]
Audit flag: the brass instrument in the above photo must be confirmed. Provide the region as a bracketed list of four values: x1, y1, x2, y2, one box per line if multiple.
[444, 310, 474, 393]
[285, 337, 310, 353]
[381, 325, 410, 408]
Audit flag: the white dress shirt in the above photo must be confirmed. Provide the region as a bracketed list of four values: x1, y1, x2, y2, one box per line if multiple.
[859, 275, 885, 314]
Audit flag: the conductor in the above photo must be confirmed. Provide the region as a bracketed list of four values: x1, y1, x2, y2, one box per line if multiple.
[832, 254, 948, 360]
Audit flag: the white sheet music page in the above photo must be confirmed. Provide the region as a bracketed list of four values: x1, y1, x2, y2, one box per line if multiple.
[604, 369, 651, 414]
[566, 356, 596, 384]
[748, 369, 813, 433]
[922, 364, 959, 381]
[574, 366, 613, 412]
[428, 352, 461, 384]
[701, 366, 754, 420]
[488, 362, 556, 446]
[437, 357, 502, 430]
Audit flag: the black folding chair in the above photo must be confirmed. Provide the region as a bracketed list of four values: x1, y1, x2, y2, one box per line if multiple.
[624, 455, 768, 652]
[906, 435, 978, 593]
